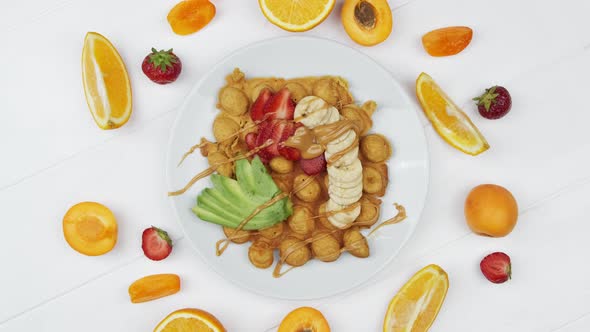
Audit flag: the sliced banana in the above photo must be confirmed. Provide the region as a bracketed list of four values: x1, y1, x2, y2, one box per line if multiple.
[296, 95, 366, 228]
[327, 199, 361, 228]
[329, 174, 362, 189]
[327, 159, 362, 182]
[329, 185, 363, 205]
[294, 96, 330, 128]
[325, 147, 358, 167]
[324, 106, 341, 124]
[326, 129, 356, 152]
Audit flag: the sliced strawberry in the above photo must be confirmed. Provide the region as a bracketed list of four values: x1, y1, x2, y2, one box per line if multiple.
[300, 154, 327, 175]
[268, 121, 288, 156]
[264, 88, 295, 120]
[256, 120, 275, 147]
[254, 121, 276, 163]
[480, 252, 511, 284]
[141, 226, 173, 261]
[269, 121, 299, 157]
[250, 88, 273, 121]
[245, 132, 258, 151]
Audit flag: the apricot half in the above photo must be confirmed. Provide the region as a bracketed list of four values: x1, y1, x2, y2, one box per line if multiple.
[63, 202, 118, 256]
[341, 0, 392, 46]
[465, 184, 518, 237]
[278, 307, 331, 332]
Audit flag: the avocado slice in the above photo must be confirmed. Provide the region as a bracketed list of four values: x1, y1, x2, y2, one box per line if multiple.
[192, 205, 241, 228]
[235, 158, 257, 196]
[211, 174, 265, 207]
[197, 189, 243, 222]
[250, 156, 280, 198]
[193, 158, 293, 230]
[203, 188, 247, 217]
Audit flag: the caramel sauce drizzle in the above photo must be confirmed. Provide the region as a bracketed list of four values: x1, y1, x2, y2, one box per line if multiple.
[177, 119, 264, 167]
[273, 203, 407, 278]
[327, 137, 359, 165]
[215, 174, 320, 256]
[283, 119, 361, 160]
[168, 139, 273, 196]
[220, 202, 359, 244]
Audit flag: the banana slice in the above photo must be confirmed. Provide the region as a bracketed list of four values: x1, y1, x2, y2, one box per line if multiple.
[295, 96, 330, 128]
[327, 199, 361, 228]
[326, 129, 356, 152]
[329, 174, 362, 189]
[324, 106, 341, 124]
[329, 185, 363, 205]
[328, 159, 362, 183]
[325, 147, 358, 167]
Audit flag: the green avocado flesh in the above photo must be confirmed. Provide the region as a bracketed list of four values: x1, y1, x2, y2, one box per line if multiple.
[192, 156, 292, 230]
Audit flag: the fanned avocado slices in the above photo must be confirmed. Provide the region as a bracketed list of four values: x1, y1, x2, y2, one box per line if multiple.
[192, 156, 292, 230]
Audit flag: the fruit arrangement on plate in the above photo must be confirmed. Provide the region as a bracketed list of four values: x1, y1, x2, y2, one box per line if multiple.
[171, 69, 406, 276]
[68, 0, 525, 330]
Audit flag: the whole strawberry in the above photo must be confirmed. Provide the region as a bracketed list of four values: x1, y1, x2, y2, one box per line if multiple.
[480, 252, 511, 283]
[141, 226, 173, 261]
[473, 86, 512, 119]
[142, 48, 182, 84]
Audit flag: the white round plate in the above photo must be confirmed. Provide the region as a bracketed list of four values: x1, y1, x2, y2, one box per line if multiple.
[166, 36, 429, 300]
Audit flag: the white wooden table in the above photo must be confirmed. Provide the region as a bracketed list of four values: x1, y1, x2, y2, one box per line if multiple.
[2, 0, 590, 331]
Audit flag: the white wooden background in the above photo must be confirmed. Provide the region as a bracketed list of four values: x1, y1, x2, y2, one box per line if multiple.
[2, 0, 590, 331]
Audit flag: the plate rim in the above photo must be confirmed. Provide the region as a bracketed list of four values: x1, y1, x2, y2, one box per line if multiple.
[165, 35, 431, 300]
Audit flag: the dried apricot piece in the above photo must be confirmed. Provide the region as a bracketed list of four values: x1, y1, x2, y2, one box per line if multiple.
[128, 274, 181, 303]
[167, 0, 216, 36]
[422, 26, 473, 57]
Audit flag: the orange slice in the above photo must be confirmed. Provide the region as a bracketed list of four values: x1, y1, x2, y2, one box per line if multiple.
[258, 0, 335, 32]
[154, 308, 226, 332]
[416, 73, 489, 155]
[82, 32, 132, 129]
[383, 264, 449, 332]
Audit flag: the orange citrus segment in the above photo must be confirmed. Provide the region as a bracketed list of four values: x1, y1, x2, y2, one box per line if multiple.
[154, 308, 226, 332]
[383, 264, 449, 332]
[416, 73, 489, 155]
[259, 0, 335, 32]
[82, 32, 132, 129]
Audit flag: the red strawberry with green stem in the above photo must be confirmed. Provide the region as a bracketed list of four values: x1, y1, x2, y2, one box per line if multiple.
[141, 226, 173, 261]
[142, 48, 182, 84]
[473, 86, 512, 119]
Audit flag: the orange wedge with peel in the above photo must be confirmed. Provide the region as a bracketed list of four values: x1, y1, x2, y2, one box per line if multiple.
[154, 308, 226, 332]
[82, 32, 132, 129]
[258, 0, 335, 32]
[416, 73, 489, 155]
[383, 264, 449, 332]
